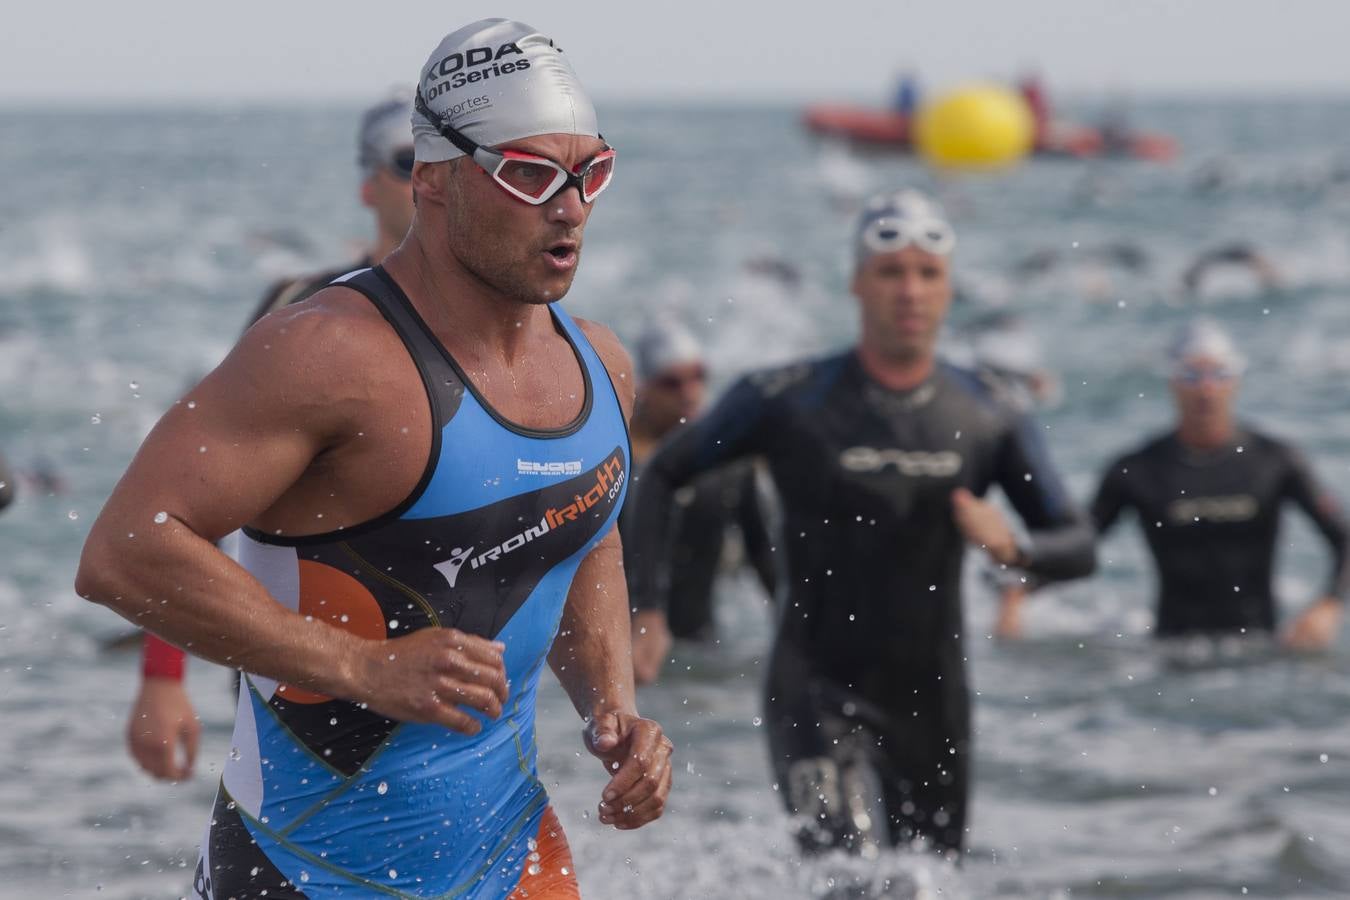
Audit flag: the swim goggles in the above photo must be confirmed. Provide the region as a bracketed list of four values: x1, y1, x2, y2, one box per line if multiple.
[1173, 363, 1240, 385]
[415, 90, 615, 205]
[381, 147, 415, 180]
[858, 215, 957, 257]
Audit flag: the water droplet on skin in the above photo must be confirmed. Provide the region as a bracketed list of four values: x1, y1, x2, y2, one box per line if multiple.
[154, 511, 168, 524]
[388, 868, 398, 879]
[388, 619, 399, 629]
[528, 863, 542, 876]
[377, 781, 389, 795]
[187, 401, 197, 409]
[340, 614, 349, 623]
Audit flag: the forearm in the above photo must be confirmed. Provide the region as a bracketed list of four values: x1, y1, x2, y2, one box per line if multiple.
[1020, 518, 1097, 582]
[77, 514, 369, 702]
[549, 537, 638, 719]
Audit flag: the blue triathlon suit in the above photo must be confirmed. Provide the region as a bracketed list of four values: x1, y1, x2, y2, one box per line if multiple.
[192, 266, 629, 899]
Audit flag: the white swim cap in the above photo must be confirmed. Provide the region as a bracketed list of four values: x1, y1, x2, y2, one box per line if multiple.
[358, 88, 414, 174]
[634, 318, 704, 380]
[1168, 317, 1247, 375]
[414, 19, 599, 163]
[854, 189, 956, 267]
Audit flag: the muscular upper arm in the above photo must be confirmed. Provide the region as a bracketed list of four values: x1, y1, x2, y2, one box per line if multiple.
[88, 290, 386, 546]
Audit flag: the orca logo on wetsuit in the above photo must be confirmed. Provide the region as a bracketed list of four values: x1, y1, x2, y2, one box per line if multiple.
[1168, 494, 1259, 525]
[839, 447, 963, 477]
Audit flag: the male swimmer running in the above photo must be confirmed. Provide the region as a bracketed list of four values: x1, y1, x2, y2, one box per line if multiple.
[1089, 319, 1346, 646]
[630, 190, 1095, 856]
[79, 19, 671, 898]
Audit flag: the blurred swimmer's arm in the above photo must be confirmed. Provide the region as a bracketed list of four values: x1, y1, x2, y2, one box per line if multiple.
[992, 415, 1096, 582]
[75, 298, 507, 734]
[127, 672, 200, 782]
[126, 633, 198, 781]
[629, 375, 774, 613]
[1090, 458, 1132, 537]
[551, 321, 672, 829]
[735, 463, 779, 600]
[0, 449, 15, 510]
[628, 375, 774, 683]
[1281, 448, 1347, 651]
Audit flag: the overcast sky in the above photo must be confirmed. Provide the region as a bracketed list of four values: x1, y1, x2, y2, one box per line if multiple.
[4, 0, 1346, 104]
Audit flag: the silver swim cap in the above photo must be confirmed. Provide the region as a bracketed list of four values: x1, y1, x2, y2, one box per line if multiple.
[634, 318, 704, 380]
[854, 189, 956, 267]
[414, 19, 599, 163]
[1168, 317, 1247, 375]
[358, 88, 414, 174]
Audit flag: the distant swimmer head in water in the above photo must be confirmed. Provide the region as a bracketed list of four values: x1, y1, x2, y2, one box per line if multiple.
[1168, 318, 1245, 440]
[634, 318, 707, 434]
[851, 189, 956, 367]
[413, 19, 600, 165]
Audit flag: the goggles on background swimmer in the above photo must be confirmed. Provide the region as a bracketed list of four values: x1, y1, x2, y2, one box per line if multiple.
[1172, 362, 1241, 385]
[415, 91, 615, 205]
[387, 147, 415, 180]
[858, 215, 957, 257]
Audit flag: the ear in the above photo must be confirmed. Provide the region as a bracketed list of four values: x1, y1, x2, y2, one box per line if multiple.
[411, 160, 452, 206]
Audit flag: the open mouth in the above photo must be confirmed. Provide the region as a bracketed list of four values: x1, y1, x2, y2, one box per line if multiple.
[544, 241, 579, 268]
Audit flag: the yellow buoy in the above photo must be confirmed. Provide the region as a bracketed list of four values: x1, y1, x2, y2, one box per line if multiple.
[915, 84, 1034, 169]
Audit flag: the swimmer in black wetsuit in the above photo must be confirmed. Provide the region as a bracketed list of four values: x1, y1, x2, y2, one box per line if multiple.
[1089, 319, 1346, 647]
[630, 189, 1096, 857]
[125, 90, 418, 783]
[623, 319, 777, 684]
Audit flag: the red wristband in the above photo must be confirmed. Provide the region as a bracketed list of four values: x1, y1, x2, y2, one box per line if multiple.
[142, 633, 186, 680]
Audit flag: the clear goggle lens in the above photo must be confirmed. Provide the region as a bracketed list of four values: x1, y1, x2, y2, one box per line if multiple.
[488, 149, 616, 205]
[861, 217, 956, 256]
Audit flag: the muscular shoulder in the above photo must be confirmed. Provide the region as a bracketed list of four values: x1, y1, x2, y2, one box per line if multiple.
[934, 362, 1025, 438]
[1104, 431, 1174, 482]
[745, 353, 849, 403]
[575, 317, 635, 420]
[222, 286, 410, 432]
[1238, 426, 1293, 459]
[249, 262, 367, 327]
